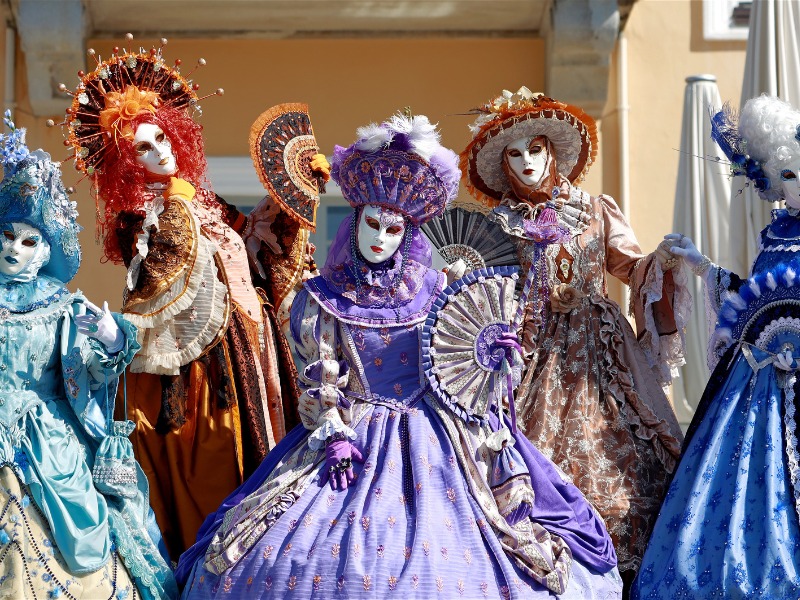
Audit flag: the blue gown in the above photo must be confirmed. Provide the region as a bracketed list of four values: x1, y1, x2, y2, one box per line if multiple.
[633, 208, 800, 599]
[0, 275, 176, 600]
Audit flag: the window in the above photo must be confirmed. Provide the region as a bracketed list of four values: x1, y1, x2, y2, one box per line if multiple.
[703, 0, 750, 41]
[205, 155, 348, 267]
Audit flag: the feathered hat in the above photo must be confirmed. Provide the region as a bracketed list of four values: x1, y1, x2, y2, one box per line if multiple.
[0, 112, 82, 283]
[54, 33, 223, 176]
[460, 87, 598, 208]
[330, 113, 460, 226]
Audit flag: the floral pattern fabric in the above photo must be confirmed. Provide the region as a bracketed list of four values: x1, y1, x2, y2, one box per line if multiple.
[505, 189, 686, 574]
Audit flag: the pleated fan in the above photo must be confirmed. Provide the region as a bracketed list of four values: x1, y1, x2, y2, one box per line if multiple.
[421, 207, 519, 272]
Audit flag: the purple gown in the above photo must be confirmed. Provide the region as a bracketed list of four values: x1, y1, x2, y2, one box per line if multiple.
[177, 232, 621, 598]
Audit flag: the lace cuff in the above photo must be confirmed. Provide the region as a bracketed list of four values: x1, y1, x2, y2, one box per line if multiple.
[297, 359, 350, 431]
[307, 408, 356, 451]
[88, 314, 141, 373]
[630, 253, 692, 385]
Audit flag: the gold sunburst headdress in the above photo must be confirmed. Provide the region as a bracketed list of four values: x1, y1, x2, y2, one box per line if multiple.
[50, 33, 223, 176]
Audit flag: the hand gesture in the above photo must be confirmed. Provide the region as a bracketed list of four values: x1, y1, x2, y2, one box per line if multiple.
[75, 300, 124, 353]
[321, 437, 364, 491]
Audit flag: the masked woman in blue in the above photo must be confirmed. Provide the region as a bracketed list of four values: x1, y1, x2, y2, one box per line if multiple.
[0, 115, 176, 599]
[633, 95, 800, 598]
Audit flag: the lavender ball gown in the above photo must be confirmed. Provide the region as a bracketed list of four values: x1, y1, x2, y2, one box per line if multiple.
[177, 224, 621, 599]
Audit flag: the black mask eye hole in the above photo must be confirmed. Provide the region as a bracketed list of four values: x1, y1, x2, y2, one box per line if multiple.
[2, 231, 13, 242]
[529, 144, 544, 155]
[781, 169, 798, 181]
[506, 148, 522, 158]
[386, 225, 404, 235]
[21, 238, 37, 247]
[365, 216, 380, 230]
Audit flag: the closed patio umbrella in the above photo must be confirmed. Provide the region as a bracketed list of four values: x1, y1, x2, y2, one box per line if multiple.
[671, 74, 731, 429]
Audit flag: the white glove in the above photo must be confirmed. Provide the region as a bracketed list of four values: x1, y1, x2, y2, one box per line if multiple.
[75, 300, 124, 353]
[664, 233, 702, 266]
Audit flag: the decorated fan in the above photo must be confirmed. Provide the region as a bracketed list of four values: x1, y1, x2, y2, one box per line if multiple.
[421, 265, 523, 426]
[249, 103, 324, 229]
[421, 207, 519, 273]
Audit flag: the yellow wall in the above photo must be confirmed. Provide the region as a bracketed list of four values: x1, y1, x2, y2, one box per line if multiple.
[14, 36, 545, 307]
[4, 1, 748, 311]
[602, 0, 746, 255]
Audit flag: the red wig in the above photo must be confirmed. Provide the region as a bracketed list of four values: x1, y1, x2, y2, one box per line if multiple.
[94, 105, 213, 263]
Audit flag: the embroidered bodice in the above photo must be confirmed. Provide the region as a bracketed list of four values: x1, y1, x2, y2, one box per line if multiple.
[753, 208, 800, 274]
[343, 321, 424, 406]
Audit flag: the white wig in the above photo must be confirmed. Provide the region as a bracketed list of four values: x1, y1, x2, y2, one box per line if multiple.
[739, 95, 800, 201]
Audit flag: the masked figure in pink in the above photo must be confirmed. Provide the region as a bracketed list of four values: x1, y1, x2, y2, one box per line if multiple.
[461, 89, 687, 588]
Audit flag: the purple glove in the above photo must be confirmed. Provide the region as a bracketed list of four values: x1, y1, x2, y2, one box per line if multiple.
[494, 331, 522, 354]
[321, 438, 364, 491]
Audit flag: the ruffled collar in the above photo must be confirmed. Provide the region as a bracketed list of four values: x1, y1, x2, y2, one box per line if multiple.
[323, 251, 429, 309]
[489, 180, 591, 241]
[0, 274, 70, 314]
[308, 258, 444, 327]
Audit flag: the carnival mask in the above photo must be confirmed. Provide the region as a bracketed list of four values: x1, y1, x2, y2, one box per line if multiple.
[357, 205, 406, 264]
[503, 136, 549, 188]
[133, 122, 177, 177]
[781, 159, 800, 210]
[0, 222, 44, 277]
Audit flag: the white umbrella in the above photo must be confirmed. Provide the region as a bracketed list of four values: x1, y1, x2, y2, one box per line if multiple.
[671, 75, 731, 429]
[729, 0, 800, 276]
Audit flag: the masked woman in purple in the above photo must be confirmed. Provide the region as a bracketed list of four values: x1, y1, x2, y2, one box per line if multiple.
[177, 114, 621, 598]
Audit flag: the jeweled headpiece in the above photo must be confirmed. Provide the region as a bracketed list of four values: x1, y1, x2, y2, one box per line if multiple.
[461, 87, 598, 207]
[712, 95, 800, 202]
[330, 113, 460, 226]
[55, 33, 223, 176]
[0, 112, 81, 283]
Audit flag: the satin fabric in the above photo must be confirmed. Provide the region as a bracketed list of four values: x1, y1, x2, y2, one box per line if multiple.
[633, 347, 800, 598]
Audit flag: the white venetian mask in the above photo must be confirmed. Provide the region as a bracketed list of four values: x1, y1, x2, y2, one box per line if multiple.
[0, 222, 43, 277]
[504, 136, 548, 187]
[780, 158, 800, 210]
[133, 122, 177, 177]
[357, 205, 406, 264]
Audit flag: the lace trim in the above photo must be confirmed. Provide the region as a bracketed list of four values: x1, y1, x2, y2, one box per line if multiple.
[782, 373, 800, 526]
[632, 254, 691, 386]
[307, 412, 356, 451]
[108, 505, 177, 600]
[127, 236, 229, 375]
[126, 196, 165, 291]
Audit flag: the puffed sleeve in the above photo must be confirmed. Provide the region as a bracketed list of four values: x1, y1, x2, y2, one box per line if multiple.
[290, 288, 356, 450]
[600, 194, 692, 386]
[60, 298, 141, 441]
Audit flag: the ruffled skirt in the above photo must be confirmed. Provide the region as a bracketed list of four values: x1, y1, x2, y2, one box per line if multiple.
[179, 399, 621, 599]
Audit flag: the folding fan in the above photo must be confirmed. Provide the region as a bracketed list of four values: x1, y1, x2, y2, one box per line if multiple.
[421, 207, 519, 273]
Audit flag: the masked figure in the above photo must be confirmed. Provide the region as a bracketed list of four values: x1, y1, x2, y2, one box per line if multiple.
[60, 36, 309, 559]
[460, 89, 686, 587]
[634, 96, 800, 598]
[0, 114, 175, 599]
[175, 114, 622, 599]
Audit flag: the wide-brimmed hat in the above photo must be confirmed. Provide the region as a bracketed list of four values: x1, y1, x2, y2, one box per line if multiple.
[461, 87, 598, 207]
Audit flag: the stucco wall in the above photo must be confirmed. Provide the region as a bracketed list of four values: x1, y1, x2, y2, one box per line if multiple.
[14, 36, 546, 307]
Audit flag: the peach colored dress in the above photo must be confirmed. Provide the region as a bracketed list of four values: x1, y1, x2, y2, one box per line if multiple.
[493, 186, 687, 575]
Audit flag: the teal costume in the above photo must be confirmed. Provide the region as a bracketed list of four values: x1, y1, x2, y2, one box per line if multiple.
[0, 114, 176, 599]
